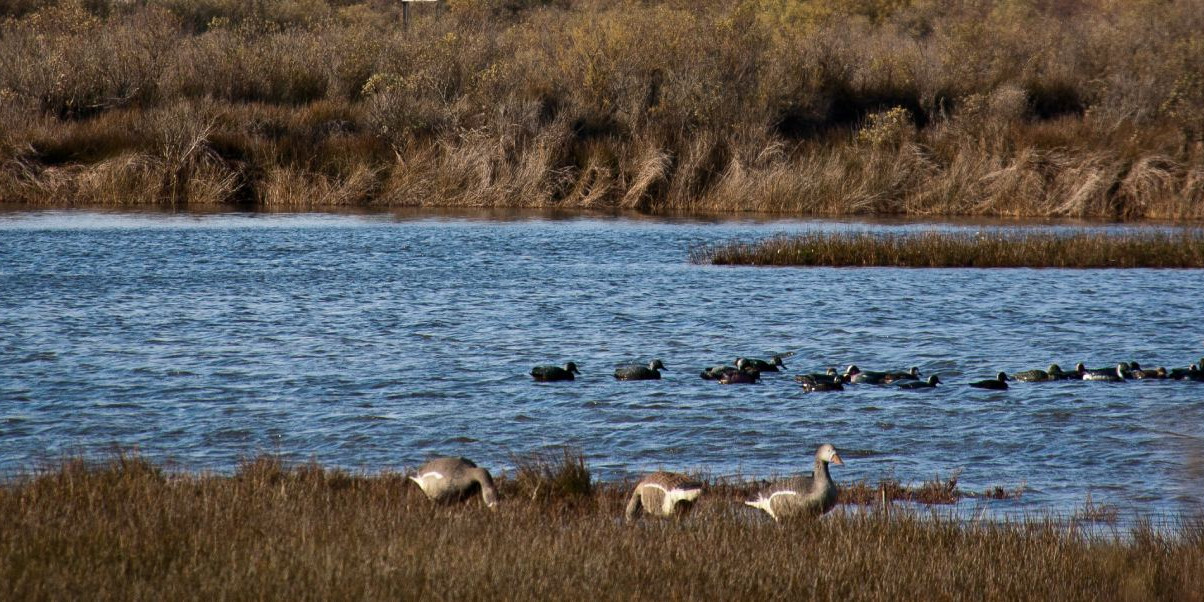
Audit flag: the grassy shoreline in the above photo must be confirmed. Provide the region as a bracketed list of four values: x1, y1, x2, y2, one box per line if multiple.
[2, 0, 1204, 217]
[694, 230, 1204, 268]
[2, 454, 1200, 600]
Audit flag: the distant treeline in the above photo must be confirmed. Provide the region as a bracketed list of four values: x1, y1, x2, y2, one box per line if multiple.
[2, 0, 1203, 217]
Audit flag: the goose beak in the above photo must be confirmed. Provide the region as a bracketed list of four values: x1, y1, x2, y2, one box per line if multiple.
[830, 453, 844, 466]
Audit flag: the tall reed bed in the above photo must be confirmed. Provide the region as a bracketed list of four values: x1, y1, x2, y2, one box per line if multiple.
[694, 230, 1204, 268]
[1, 454, 1200, 600]
[1, 0, 1203, 216]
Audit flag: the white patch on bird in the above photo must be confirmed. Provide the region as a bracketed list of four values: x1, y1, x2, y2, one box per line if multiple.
[409, 471, 445, 492]
[640, 483, 702, 514]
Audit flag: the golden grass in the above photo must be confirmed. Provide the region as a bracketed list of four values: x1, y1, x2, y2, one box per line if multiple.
[1, 0, 1203, 216]
[694, 230, 1204, 268]
[2, 454, 1201, 600]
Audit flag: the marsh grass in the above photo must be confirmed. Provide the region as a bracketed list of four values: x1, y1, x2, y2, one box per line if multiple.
[2, 0, 1204, 216]
[2, 454, 1201, 600]
[694, 230, 1204, 268]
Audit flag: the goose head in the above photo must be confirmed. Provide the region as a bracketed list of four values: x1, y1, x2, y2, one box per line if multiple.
[816, 443, 843, 466]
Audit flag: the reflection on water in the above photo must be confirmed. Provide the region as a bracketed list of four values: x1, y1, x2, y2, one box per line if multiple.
[1, 210, 1203, 517]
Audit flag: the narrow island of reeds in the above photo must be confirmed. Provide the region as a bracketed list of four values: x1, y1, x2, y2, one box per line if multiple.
[693, 230, 1204, 268]
[2, 452, 1201, 600]
[2, 0, 1204, 218]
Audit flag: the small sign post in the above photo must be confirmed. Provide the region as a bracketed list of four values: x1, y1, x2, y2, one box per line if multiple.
[402, 0, 440, 30]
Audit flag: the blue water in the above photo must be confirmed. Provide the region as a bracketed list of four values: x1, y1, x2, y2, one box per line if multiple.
[2, 210, 1203, 517]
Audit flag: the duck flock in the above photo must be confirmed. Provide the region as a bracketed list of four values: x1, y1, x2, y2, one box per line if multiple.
[408, 354, 1204, 522]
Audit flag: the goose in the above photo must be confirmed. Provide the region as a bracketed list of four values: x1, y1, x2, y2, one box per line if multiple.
[624, 471, 704, 522]
[1082, 363, 1127, 382]
[740, 355, 787, 372]
[969, 372, 1009, 390]
[1012, 364, 1065, 382]
[530, 362, 581, 382]
[409, 457, 498, 509]
[895, 375, 941, 389]
[745, 443, 843, 521]
[614, 359, 667, 380]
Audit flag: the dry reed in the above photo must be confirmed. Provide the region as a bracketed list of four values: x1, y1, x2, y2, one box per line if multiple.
[0, 0, 1202, 216]
[2, 453, 1201, 600]
[694, 230, 1204, 268]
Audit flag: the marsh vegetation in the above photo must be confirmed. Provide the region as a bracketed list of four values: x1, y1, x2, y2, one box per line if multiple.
[1, 453, 1200, 600]
[2, 0, 1203, 217]
[694, 230, 1204, 267]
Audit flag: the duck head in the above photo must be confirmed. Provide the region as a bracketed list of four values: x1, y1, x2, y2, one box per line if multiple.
[649, 359, 667, 371]
[565, 362, 581, 374]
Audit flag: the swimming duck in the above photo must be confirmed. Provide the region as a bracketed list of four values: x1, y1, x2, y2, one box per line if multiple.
[969, 372, 1009, 390]
[895, 375, 941, 389]
[795, 368, 842, 385]
[624, 471, 704, 522]
[882, 367, 921, 384]
[615, 359, 667, 380]
[718, 365, 761, 384]
[409, 457, 499, 509]
[1131, 365, 1168, 379]
[1082, 363, 1127, 382]
[1168, 359, 1204, 380]
[745, 443, 843, 522]
[801, 379, 844, 392]
[530, 362, 581, 382]
[740, 355, 787, 372]
[850, 369, 892, 385]
[1012, 364, 1065, 382]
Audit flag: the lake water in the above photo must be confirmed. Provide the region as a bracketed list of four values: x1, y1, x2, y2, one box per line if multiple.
[2, 210, 1203, 517]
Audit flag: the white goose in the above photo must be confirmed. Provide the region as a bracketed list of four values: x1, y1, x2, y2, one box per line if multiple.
[624, 471, 704, 522]
[409, 457, 499, 509]
[746, 443, 843, 521]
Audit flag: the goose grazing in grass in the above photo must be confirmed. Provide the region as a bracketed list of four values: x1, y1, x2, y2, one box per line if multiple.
[624, 471, 704, 522]
[895, 375, 941, 389]
[745, 443, 843, 521]
[409, 457, 499, 509]
[740, 355, 788, 372]
[1082, 363, 1127, 382]
[614, 359, 667, 380]
[530, 362, 581, 382]
[1012, 364, 1065, 382]
[970, 372, 1009, 390]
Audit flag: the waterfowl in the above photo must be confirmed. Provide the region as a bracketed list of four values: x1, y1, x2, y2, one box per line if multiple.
[614, 359, 667, 380]
[740, 355, 787, 372]
[1082, 363, 1127, 382]
[409, 457, 499, 509]
[1132, 365, 1168, 379]
[795, 368, 842, 385]
[1168, 359, 1204, 380]
[882, 367, 921, 384]
[801, 379, 844, 392]
[718, 365, 761, 385]
[530, 362, 581, 382]
[850, 369, 892, 385]
[745, 443, 843, 521]
[1012, 364, 1065, 382]
[624, 471, 704, 522]
[895, 375, 941, 389]
[969, 372, 1009, 390]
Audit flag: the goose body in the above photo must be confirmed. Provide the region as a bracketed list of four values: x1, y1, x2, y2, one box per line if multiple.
[969, 372, 1009, 390]
[615, 359, 667, 381]
[746, 444, 843, 521]
[624, 472, 704, 521]
[1012, 364, 1065, 382]
[409, 457, 499, 509]
[530, 362, 581, 382]
[895, 375, 941, 389]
